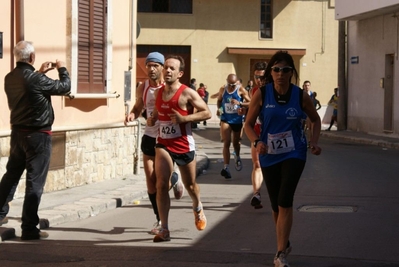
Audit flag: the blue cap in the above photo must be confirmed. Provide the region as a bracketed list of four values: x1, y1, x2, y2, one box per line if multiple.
[146, 52, 164, 65]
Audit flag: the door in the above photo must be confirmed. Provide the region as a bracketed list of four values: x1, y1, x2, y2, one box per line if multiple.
[137, 45, 191, 86]
[383, 54, 394, 132]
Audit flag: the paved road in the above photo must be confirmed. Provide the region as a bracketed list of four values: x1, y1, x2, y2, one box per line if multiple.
[1, 127, 399, 266]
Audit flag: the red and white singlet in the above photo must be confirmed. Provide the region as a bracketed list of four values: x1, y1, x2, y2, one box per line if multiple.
[143, 80, 163, 138]
[156, 84, 195, 153]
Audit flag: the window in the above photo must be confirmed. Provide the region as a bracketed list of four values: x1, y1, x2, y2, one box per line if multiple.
[260, 0, 272, 39]
[77, 0, 107, 93]
[138, 0, 192, 14]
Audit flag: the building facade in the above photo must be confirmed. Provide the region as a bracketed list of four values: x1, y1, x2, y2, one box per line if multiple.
[336, 0, 399, 135]
[0, 0, 339, 197]
[0, 0, 141, 198]
[137, 0, 339, 123]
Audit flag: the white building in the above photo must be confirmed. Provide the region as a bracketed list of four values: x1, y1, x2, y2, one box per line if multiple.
[336, 0, 399, 135]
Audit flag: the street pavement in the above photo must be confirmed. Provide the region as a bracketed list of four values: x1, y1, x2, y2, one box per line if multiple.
[1, 124, 398, 237]
[1, 123, 399, 264]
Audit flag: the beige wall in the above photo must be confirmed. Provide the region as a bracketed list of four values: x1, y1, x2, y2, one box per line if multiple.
[137, 0, 338, 106]
[0, 0, 12, 129]
[0, 0, 135, 133]
[0, 126, 139, 198]
[0, 0, 139, 196]
[346, 15, 399, 134]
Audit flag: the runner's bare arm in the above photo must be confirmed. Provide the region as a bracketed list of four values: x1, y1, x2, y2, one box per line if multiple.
[174, 88, 211, 124]
[244, 89, 267, 154]
[125, 82, 145, 125]
[239, 87, 251, 107]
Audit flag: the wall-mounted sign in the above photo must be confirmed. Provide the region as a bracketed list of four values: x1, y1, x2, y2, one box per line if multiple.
[351, 56, 359, 64]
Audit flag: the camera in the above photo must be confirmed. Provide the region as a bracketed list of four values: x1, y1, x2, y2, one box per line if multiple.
[51, 62, 56, 68]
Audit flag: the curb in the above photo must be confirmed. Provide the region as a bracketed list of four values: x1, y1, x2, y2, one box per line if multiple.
[0, 152, 210, 242]
[320, 132, 399, 150]
[196, 152, 210, 177]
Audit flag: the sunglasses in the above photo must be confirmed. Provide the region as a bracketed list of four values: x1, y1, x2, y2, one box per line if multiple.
[253, 75, 264, 80]
[228, 83, 236, 87]
[271, 66, 293, 73]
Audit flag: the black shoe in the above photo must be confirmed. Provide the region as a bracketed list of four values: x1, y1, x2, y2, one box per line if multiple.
[21, 231, 49, 240]
[250, 192, 263, 209]
[220, 168, 232, 179]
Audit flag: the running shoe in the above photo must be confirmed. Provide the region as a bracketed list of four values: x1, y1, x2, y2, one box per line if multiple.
[274, 251, 290, 267]
[285, 244, 292, 257]
[220, 168, 232, 179]
[194, 208, 207, 231]
[150, 220, 162, 235]
[171, 171, 184, 200]
[233, 151, 242, 171]
[250, 192, 263, 209]
[153, 228, 171, 242]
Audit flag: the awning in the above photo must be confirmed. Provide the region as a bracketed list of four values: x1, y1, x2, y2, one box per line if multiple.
[227, 47, 306, 56]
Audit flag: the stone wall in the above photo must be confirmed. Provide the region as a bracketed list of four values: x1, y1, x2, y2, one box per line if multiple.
[0, 125, 139, 199]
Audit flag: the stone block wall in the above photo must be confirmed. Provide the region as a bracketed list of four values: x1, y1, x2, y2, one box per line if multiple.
[0, 125, 139, 199]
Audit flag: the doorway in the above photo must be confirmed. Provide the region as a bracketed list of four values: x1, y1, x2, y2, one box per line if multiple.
[137, 45, 191, 87]
[383, 54, 394, 132]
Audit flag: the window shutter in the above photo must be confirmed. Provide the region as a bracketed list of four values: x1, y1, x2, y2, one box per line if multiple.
[78, 0, 107, 93]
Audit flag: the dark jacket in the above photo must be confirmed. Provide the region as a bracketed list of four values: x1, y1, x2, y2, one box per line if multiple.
[4, 62, 71, 131]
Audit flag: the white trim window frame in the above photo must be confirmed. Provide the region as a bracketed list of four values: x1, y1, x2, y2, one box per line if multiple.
[70, 0, 115, 99]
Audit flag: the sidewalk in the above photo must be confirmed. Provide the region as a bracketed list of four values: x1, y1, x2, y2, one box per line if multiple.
[0, 152, 209, 242]
[320, 128, 399, 150]
[1, 127, 398, 242]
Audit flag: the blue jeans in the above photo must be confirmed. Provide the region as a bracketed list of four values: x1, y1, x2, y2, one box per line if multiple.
[0, 130, 51, 233]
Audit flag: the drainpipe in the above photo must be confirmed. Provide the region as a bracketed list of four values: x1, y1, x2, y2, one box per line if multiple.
[134, 119, 141, 175]
[10, 0, 14, 70]
[130, 0, 140, 175]
[10, 0, 24, 70]
[15, 0, 24, 42]
[337, 20, 347, 131]
[312, 1, 326, 62]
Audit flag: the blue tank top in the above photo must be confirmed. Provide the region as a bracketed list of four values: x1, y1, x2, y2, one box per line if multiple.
[220, 85, 243, 124]
[258, 83, 307, 167]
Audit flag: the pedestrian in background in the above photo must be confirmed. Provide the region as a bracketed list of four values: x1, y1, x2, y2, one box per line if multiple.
[302, 80, 313, 98]
[197, 83, 209, 126]
[326, 87, 338, 131]
[189, 78, 197, 90]
[302, 80, 316, 142]
[244, 50, 321, 267]
[312, 91, 322, 110]
[189, 78, 198, 129]
[245, 80, 253, 92]
[0, 40, 71, 240]
[124, 52, 184, 235]
[197, 83, 206, 99]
